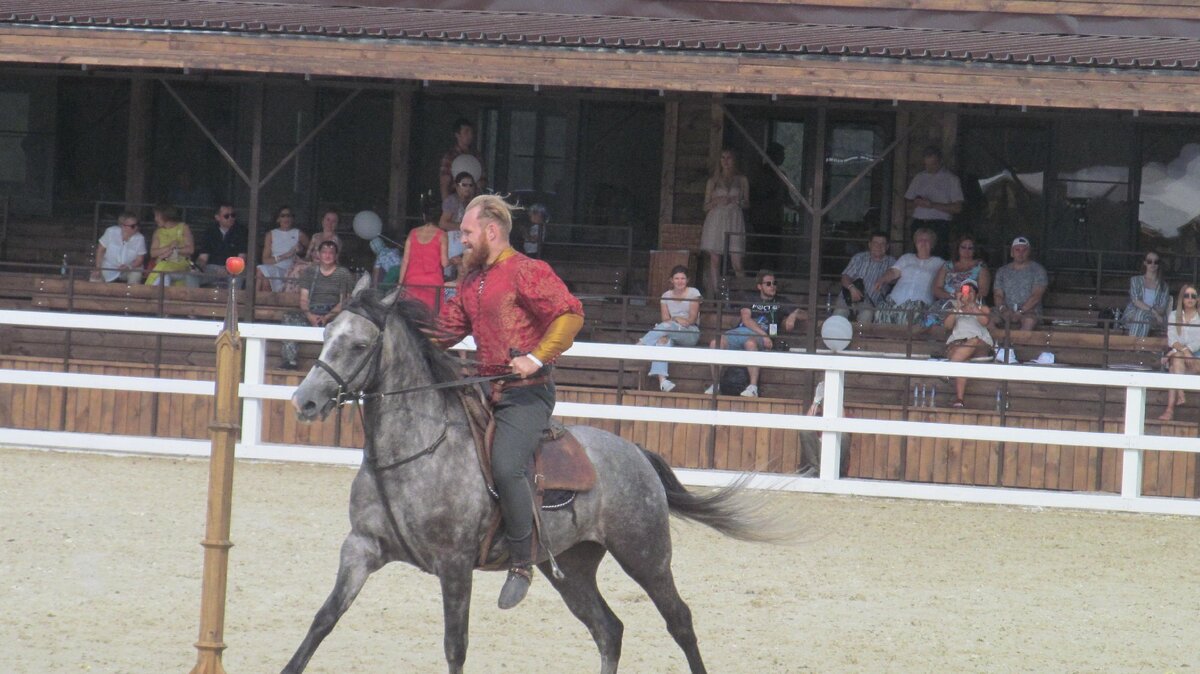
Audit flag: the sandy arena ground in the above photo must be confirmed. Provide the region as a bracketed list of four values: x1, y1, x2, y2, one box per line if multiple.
[1, 446, 1197, 673]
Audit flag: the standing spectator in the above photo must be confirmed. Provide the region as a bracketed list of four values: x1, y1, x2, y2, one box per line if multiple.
[1159, 284, 1200, 421]
[523, 203, 547, 258]
[438, 118, 486, 199]
[256, 206, 309, 293]
[145, 204, 195, 287]
[873, 228, 944, 325]
[834, 231, 895, 324]
[441, 171, 476, 289]
[398, 197, 450, 313]
[637, 265, 702, 392]
[904, 147, 963, 258]
[370, 237, 403, 294]
[993, 236, 1048, 331]
[194, 204, 247, 288]
[704, 270, 805, 398]
[1121, 252, 1170, 337]
[700, 149, 749, 295]
[943, 279, 994, 408]
[280, 240, 354, 370]
[928, 233, 990, 327]
[91, 212, 146, 284]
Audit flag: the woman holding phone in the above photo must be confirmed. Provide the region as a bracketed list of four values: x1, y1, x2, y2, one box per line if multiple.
[943, 278, 993, 408]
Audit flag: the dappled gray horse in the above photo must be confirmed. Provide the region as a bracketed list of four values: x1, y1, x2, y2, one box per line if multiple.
[283, 280, 776, 673]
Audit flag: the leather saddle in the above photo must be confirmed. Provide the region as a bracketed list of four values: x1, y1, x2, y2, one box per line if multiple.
[457, 387, 597, 569]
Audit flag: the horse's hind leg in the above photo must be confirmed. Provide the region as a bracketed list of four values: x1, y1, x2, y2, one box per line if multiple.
[609, 543, 706, 674]
[281, 534, 383, 674]
[437, 558, 475, 674]
[538, 541, 624, 674]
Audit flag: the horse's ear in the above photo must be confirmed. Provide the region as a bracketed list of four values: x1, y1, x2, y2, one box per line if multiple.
[381, 287, 402, 306]
[351, 273, 372, 299]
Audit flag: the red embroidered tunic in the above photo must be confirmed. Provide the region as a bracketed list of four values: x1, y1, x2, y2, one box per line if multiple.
[438, 248, 584, 375]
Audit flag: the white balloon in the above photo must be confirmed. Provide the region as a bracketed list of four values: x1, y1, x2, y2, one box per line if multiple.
[352, 211, 383, 240]
[820, 315, 853, 353]
[450, 154, 483, 183]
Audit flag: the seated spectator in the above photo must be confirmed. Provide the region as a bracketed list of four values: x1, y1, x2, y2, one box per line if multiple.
[1159, 284, 1200, 421]
[524, 203, 547, 258]
[833, 231, 894, 324]
[704, 269, 805, 398]
[145, 204, 196, 287]
[873, 227, 944, 325]
[257, 206, 309, 293]
[637, 265, 702, 392]
[1121, 251, 1170, 337]
[927, 233, 990, 327]
[370, 237, 402, 293]
[280, 241, 354, 370]
[91, 212, 146, 284]
[288, 209, 341, 286]
[194, 204, 247, 288]
[992, 236, 1048, 331]
[399, 197, 450, 313]
[943, 279, 994, 408]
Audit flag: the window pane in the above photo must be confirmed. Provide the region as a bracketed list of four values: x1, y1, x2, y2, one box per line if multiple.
[543, 115, 566, 159]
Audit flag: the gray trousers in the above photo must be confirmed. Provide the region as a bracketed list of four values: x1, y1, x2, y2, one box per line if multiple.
[491, 381, 555, 549]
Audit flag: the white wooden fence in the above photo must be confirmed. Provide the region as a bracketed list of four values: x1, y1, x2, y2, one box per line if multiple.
[2, 309, 1198, 516]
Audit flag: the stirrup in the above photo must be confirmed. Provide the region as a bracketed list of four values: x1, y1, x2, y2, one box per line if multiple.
[498, 565, 533, 610]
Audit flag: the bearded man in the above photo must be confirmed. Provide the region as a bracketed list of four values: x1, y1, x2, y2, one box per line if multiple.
[436, 194, 584, 609]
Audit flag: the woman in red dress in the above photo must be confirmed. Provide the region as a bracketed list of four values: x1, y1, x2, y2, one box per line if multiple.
[398, 196, 450, 313]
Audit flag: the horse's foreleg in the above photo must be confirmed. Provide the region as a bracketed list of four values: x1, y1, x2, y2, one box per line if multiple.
[539, 542, 624, 674]
[438, 559, 475, 674]
[281, 534, 383, 674]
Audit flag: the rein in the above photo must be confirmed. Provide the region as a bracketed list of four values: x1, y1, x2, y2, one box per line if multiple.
[309, 308, 515, 571]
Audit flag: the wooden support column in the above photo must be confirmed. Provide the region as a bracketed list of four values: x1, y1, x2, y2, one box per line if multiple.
[124, 78, 151, 209]
[386, 89, 412, 237]
[890, 108, 912, 245]
[245, 83, 264, 316]
[659, 100, 679, 227]
[708, 97, 725, 177]
[804, 106, 828, 356]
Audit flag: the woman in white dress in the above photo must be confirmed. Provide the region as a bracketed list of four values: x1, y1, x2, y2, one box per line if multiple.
[942, 278, 994, 408]
[700, 149, 749, 295]
[1159, 284, 1200, 421]
[256, 206, 310, 293]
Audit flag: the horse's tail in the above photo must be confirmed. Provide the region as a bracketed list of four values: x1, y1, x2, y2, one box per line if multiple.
[639, 446, 789, 544]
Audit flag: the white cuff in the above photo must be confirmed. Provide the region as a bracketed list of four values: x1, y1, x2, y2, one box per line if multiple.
[526, 353, 544, 368]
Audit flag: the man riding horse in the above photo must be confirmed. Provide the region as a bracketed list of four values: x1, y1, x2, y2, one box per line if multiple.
[435, 194, 584, 609]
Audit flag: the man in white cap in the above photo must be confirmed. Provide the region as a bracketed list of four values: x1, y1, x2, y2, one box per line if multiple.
[993, 236, 1048, 331]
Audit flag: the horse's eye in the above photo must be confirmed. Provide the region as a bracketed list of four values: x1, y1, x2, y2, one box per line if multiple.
[353, 342, 369, 351]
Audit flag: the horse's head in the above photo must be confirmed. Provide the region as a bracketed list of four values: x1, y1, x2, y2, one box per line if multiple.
[292, 275, 392, 421]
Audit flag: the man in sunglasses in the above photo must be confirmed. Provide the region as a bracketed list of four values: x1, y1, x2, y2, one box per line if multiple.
[993, 236, 1048, 331]
[195, 203, 248, 288]
[705, 269, 805, 398]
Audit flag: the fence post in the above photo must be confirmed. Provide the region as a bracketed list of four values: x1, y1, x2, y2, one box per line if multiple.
[1121, 385, 1146, 499]
[240, 336, 266, 453]
[819, 369, 845, 481]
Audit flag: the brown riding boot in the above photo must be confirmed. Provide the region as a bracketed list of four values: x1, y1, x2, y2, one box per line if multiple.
[497, 533, 533, 610]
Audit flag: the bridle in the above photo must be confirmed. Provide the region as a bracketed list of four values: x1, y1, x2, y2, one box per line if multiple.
[307, 307, 516, 570]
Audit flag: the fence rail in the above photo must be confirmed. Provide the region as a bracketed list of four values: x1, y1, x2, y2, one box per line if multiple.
[0, 309, 1197, 516]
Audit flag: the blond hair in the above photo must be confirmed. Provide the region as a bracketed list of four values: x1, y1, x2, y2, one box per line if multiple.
[466, 194, 520, 237]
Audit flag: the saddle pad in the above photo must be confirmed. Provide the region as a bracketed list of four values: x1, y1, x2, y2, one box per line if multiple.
[534, 427, 596, 492]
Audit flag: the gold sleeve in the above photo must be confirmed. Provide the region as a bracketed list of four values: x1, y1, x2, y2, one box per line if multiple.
[532, 312, 584, 364]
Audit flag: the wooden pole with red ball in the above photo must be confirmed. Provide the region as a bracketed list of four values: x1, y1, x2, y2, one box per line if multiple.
[190, 257, 245, 674]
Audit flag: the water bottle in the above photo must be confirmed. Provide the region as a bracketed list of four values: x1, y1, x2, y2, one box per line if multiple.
[929, 385, 937, 408]
[825, 291, 833, 314]
[913, 384, 920, 407]
[918, 383, 927, 408]
[994, 389, 1002, 412]
[60, 253, 69, 277]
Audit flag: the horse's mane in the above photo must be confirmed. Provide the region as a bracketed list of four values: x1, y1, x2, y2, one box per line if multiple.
[349, 290, 463, 389]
